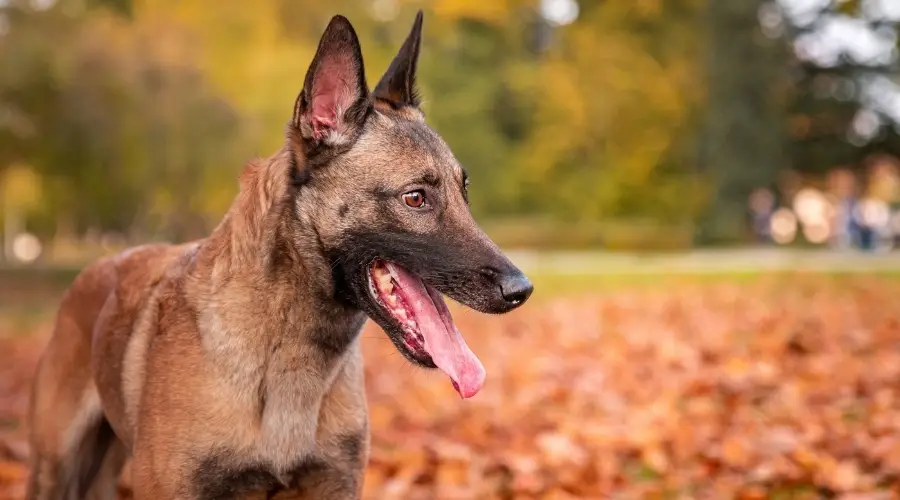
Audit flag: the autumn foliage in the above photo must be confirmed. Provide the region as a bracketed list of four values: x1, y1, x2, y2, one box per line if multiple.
[3, 276, 900, 499]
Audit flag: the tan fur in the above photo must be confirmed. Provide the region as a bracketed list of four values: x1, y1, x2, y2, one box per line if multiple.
[29, 147, 370, 499]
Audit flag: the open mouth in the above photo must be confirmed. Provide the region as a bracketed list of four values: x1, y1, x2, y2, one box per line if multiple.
[368, 259, 486, 398]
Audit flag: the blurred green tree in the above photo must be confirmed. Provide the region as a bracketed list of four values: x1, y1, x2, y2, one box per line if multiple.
[696, 0, 792, 243]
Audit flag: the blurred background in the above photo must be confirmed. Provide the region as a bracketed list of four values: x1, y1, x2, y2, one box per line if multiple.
[2, 0, 900, 499]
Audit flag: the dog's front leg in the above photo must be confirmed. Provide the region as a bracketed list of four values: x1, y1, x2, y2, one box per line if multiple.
[129, 443, 201, 500]
[129, 458, 178, 500]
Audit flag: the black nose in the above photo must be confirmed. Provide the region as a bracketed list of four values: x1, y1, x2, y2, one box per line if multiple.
[498, 271, 534, 307]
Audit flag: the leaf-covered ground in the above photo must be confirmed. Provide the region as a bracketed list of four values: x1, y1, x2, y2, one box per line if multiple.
[2, 275, 900, 499]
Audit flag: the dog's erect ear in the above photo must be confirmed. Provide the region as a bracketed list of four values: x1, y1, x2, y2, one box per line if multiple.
[293, 15, 369, 147]
[373, 11, 423, 108]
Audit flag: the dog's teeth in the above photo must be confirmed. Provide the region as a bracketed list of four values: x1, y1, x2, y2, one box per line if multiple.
[396, 308, 407, 319]
[377, 272, 392, 291]
[386, 294, 398, 306]
[407, 320, 417, 328]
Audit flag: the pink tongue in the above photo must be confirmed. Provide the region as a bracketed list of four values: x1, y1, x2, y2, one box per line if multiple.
[386, 263, 485, 398]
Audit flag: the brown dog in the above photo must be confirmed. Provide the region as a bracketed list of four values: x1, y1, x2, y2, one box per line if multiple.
[26, 12, 532, 500]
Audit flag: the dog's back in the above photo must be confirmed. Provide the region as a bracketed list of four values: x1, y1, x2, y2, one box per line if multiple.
[27, 242, 195, 499]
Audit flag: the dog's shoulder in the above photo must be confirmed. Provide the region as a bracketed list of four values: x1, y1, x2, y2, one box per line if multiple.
[90, 241, 202, 445]
[93, 240, 201, 341]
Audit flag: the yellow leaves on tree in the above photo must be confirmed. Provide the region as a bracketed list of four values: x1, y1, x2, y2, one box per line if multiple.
[432, 0, 532, 24]
[1, 165, 42, 214]
[516, 1, 704, 221]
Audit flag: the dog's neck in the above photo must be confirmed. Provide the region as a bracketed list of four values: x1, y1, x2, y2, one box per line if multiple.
[198, 146, 340, 303]
[183, 150, 367, 461]
[189, 145, 366, 378]
[202, 148, 307, 283]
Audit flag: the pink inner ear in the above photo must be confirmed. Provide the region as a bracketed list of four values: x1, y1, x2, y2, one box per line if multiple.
[311, 115, 335, 141]
[310, 55, 355, 140]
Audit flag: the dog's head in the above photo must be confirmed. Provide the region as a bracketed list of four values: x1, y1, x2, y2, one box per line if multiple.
[288, 13, 532, 398]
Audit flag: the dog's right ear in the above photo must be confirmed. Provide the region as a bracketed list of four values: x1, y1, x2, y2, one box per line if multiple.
[292, 15, 370, 150]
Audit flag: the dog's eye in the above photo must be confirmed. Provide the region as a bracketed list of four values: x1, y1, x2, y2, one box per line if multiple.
[402, 190, 427, 209]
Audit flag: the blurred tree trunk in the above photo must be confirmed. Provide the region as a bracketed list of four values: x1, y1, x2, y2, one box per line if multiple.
[1, 192, 8, 264]
[696, 0, 791, 244]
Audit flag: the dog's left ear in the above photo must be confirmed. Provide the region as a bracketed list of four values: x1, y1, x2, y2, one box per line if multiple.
[293, 15, 370, 149]
[373, 11, 423, 108]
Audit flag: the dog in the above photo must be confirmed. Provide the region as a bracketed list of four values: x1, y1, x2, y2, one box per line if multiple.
[26, 12, 533, 500]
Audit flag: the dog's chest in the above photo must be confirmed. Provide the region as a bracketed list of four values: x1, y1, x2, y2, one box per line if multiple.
[207, 336, 369, 467]
[189, 363, 368, 499]
[192, 311, 369, 497]
[193, 375, 368, 500]
[253, 382, 329, 467]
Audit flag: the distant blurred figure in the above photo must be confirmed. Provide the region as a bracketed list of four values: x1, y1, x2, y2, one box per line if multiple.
[749, 188, 775, 244]
[827, 168, 859, 251]
[862, 154, 900, 252]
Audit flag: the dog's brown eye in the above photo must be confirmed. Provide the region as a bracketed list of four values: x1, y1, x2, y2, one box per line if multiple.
[403, 190, 426, 208]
